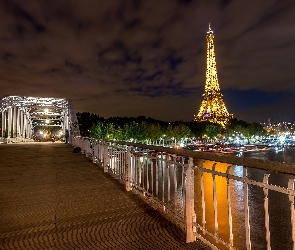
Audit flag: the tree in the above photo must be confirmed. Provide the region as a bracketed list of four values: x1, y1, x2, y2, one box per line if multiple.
[139, 122, 149, 143]
[187, 121, 212, 139]
[247, 122, 266, 137]
[225, 118, 249, 138]
[106, 123, 116, 140]
[148, 123, 163, 144]
[204, 124, 222, 140]
[77, 112, 103, 137]
[89, 122, 107, 139]
[122, 124, 132, 141]
[130, 122, 141, 142]
[173, 124, 192, 143]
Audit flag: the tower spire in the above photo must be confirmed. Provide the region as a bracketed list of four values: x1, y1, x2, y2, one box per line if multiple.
[194, 24, 233, 128]
[207, 22, 213, 35]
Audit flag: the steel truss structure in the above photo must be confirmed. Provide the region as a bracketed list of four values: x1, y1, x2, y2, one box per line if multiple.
[194, 24, 233, 127]
[0, 95, 80, 139]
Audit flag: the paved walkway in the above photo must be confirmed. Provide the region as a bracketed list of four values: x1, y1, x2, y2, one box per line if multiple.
[0, 142, 210, 250]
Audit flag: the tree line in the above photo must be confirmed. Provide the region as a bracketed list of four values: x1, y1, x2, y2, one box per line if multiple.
[77, 112, 266, 144]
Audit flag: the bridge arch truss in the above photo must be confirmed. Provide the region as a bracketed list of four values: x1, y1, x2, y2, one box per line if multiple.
[0, 96, 80, 140]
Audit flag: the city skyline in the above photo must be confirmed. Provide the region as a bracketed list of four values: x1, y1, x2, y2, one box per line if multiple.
[0, 1, 295, 123]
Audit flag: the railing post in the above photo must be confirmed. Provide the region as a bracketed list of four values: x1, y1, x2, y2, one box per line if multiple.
[93, 143, 98, 163]
[288, 179, 295, 249]
[125, 147, 132, 191]
[263, 174, 271, 250]
[81, 139, 86, 154]
[226, 166, 234, 246]
[185, 157, 195, 243]
[212, 163, 219, 239]
[103, 142, 108, 173]
[244, 167, 251, 250]
[85, 140, 90, 157]
[99, 143, 103, 163]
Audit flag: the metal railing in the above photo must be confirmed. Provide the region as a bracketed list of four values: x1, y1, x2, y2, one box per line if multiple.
[71, 136, 295, 250]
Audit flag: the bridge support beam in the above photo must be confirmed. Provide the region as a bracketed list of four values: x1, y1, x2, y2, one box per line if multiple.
[2, 110, 6, 137]
[1, 106, 32, 139]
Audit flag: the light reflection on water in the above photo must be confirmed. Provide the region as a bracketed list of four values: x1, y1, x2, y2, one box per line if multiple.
[194, 148, 295, 249]
[134, 149, 295, 249]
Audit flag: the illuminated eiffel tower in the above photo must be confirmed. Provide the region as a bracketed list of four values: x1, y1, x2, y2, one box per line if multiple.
[194, 24, 233, 127]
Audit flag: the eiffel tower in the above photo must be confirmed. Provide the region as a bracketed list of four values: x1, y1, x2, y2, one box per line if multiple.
[194, 24, 233, 127]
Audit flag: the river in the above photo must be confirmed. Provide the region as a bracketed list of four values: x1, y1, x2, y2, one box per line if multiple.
[195, 147, 295, 249]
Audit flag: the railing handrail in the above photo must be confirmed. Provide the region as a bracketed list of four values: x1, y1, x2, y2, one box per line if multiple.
[72, 136, 295, 249]
[89, 139, 295, 176]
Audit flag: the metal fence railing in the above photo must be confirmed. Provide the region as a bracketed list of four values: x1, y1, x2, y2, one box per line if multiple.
[71, 136, 295, 250]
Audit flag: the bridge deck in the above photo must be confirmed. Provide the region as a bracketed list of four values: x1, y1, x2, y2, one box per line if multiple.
[0, 142, 210, 250]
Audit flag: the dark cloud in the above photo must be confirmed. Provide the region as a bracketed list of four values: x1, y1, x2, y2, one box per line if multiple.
[0, 0, 46, 33]
[0, 0, 295, 123]
[64, 60, 83, 74]
[220, 0, 232, 7]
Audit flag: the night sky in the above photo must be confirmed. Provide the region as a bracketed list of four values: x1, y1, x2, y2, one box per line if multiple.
[1, 0, 295, 124]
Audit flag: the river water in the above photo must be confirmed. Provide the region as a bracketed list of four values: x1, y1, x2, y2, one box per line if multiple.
[196, 147, 295, 250]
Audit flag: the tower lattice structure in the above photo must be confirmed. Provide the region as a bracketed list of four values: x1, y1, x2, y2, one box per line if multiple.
[194, 24, 233, 127]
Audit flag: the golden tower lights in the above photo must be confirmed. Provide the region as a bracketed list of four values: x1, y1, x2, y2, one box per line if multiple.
[194, 24, 233, 128]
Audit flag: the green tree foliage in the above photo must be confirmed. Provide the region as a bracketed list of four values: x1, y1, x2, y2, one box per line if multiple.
[130, 122, 142, 142]
[89, 121, 107, 139]
[81, 113, 267, 144]
[173, 124, 193, 142]
[113, 126, 124, 141]
[185, 121, 213, 138]
[205, 124, 222, 139]
[138, 122, 149, 143]
[225, 118, 249, 137]
[247, 122, 266, 137]
[106, 123, 116, 140]
[165, 125, 174, 140]
[77, 112, 103, 137]
[148, 123, 163, 144]
[225, 118, 266, 139]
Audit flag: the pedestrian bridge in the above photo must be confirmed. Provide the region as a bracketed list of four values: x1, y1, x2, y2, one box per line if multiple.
[0, 95, 80, 141]
[1, 139, 295, 249]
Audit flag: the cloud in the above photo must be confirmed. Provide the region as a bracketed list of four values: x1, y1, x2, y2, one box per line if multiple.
[0, 0, 295, 123]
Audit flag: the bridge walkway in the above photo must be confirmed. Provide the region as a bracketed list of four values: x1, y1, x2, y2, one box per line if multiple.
[0, 142, 210, 250]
